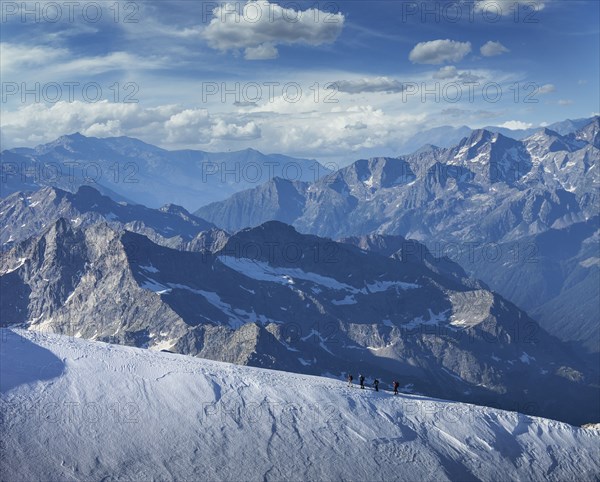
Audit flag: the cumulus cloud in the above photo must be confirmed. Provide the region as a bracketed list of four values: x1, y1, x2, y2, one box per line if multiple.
[432, 66, 484, 83]
[202, 0, 344, 60]
[83, 119, 123, 137]
[538, 84, 556, 94]
[409, 39, 471, 65]
[211, 119, 261, 140]
[165, 108, 212, 143]
[433, 66, 459, 79]
[474, 1, 545, 16]
[0, 96, 430, 162]
[0, 101, 262, 148]
[329, 77, 405, 94]
[499, 120, 534, 130]
[480, 41, 509, 57]
[161, 109, 261, 142]
[244, 43, 279, 60]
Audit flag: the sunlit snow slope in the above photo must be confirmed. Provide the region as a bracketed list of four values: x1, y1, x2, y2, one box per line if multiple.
[1, 329, 599, 481]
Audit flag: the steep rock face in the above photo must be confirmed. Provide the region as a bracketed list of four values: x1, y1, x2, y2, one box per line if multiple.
[339, 233, 480, 288]
[459, 216, 600, 352]
[1, 220, 187, 341]
[1, 219, 597, 424]
[446, 130, 533, 185]
[573, 116, 600, 148]
[196, 178, 309, 233]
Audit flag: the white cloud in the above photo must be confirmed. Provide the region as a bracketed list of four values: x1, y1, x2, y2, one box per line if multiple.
[165, 108, 212, 143]
[0, 101, 262, 148]
[202, 0, 344, 60]
[1, 68, 522, 162]
[0, 97, 432, 162]
[409, 39, 472, 65]
[164, 109, 260, 143]
[480, 41, 509, 57]
[58, 51, 168, 75]
[0, 43, 68, 72]
[558, 99, 573, 106]
[432, 66, 484, 83]
[83, 119, 123, 138]
[474, 1, 545, 16]
[211, 119, 261, 140]
[1, 42, 169, 80]
[538, 84, 555, 94]
[1, 101, 156, 136]
[244, 43, 279, 60]
[330, 77, 405, 94]
[499, 120, 534, 130]
[433, 66, 459, 79]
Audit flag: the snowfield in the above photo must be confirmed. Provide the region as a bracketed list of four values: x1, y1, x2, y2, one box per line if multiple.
[1, 329, 599, 482]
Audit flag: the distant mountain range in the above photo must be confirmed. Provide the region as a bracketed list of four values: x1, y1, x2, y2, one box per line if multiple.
[397, 117, 594, 154]
[195, 117, 600, 352]
[196, 118, 599, 238]
[0, 133, 332, 210]
[0, 117, 592, 210]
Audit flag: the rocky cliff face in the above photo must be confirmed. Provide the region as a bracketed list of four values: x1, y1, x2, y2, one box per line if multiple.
[0, 185, 224, 252]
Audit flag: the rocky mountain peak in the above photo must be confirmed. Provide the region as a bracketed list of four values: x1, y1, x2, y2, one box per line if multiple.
[460, 128, 496, 149]
[575, 116, 600, 148]
[159, 203, 192, 217]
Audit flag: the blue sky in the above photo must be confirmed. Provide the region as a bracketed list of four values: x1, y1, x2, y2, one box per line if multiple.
[1, 0, 598, 161]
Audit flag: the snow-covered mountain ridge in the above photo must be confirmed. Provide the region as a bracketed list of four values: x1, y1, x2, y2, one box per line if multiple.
[3, 217, 597, 425]
[1, 328, 599, 482]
